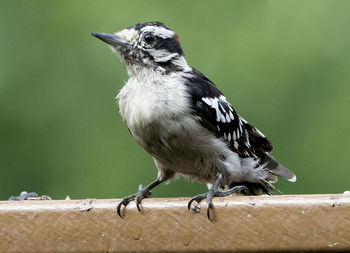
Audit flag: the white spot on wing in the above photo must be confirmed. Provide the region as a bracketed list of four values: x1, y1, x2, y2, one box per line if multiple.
[212, 98, 224, 122]
[225, 114, 231, 123]
[220, 113, 226, 123]
[202, 96, 232, 123]
[229, 111, 234, 120]
[211, 98, 220, 121]
[245, 132, 251, 148]
[219, 95, 227, 101]
[202, 97, 212, 106]
[241, 117, 248, 124]
[255, 127, 266, 138]
[239, 121, 243, 133]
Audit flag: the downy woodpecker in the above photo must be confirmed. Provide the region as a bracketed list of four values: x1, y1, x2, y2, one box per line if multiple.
[92, 22, 296, 220]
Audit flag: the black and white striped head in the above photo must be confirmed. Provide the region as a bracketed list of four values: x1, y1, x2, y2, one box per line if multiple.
[92, 22, 188, 72]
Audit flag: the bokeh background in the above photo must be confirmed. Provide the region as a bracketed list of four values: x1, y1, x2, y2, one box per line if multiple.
[1, 0, 349, 200]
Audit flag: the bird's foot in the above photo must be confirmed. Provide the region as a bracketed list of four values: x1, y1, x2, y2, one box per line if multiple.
[117, 177, 164, 218]
[117, 184, 152, 217]
[188, 184, 250, 221]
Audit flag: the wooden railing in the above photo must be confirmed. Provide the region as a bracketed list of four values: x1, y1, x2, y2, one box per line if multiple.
[1, 194, 349, 252]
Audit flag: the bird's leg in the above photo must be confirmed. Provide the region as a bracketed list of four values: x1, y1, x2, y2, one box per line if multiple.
[188, 173, 250, 220]
[117, 178, 163, 218]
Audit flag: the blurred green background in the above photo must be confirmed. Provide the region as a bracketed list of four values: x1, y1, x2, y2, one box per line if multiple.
[1, 0, 349, 200]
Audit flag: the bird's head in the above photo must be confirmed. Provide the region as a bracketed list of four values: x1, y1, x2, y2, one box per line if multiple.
[92, 22, 189, 74]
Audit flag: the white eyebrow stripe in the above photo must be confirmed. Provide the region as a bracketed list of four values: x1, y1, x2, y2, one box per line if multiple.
[140, 26, 175, 38]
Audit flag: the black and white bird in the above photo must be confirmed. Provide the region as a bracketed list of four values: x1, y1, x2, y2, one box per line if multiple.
[92, 22, 296, 220]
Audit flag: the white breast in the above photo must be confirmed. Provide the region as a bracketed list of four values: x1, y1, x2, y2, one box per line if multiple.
[117, 67, 189, 130]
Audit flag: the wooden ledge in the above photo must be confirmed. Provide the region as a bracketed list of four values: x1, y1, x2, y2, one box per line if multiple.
[0, 194, 349, 252]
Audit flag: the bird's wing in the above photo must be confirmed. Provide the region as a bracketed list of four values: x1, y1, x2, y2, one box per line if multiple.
[183, 68, 273, 158]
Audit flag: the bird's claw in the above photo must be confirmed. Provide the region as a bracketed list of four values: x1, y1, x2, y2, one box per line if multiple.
[187, 193, 207, 210]
[207, 202, 214, 220]
[117, 195, 134, 218]
[188, 191, 217, 220]
[188, 173, 220, 220]
[188, 185, 250, 221]
[117, 185, 152, 218]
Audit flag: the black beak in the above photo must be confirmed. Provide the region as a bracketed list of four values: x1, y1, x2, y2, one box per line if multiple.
[91, 32, 128, 47]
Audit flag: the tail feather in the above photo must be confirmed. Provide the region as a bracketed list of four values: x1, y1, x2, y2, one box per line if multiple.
[227, 154, 296, 196]
[262, 154, 296, 182]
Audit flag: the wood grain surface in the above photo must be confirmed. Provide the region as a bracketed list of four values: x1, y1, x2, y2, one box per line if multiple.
[0, 194, 349, 252]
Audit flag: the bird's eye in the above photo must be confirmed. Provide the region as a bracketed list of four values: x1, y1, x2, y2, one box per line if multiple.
[144, 33, 155, 44]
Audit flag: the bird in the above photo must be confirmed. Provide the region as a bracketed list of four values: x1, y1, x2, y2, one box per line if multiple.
[92, 21, 296, 220]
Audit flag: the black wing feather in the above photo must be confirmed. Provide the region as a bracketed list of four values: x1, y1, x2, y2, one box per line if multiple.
[184, 68, 273, 158]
